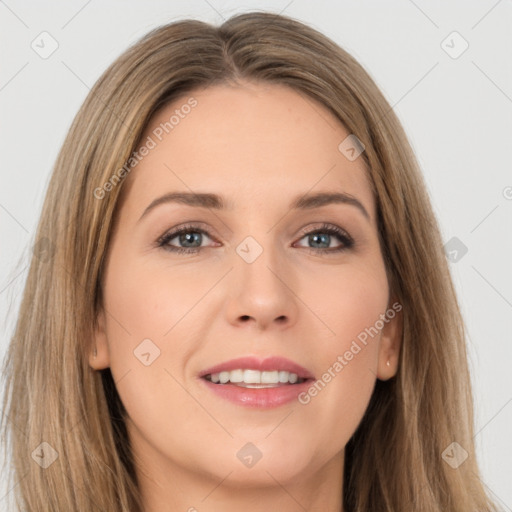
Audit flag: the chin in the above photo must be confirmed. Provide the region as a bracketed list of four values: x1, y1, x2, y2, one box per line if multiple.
[197, 439, 317, 487]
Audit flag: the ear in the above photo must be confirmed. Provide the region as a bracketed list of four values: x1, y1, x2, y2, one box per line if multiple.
[89, 307, 111, 370]
[376, 298, 403, 381]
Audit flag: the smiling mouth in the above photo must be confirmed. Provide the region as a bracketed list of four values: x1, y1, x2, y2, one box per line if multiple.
[203, 369, 308, 388]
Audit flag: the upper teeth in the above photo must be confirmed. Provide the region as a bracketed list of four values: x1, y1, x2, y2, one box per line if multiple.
[207, 369, 302, 385]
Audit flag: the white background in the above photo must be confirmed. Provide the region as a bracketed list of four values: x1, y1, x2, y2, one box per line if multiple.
[1, 0, 511, 509]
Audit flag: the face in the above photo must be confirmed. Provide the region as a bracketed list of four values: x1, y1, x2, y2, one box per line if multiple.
[91, 81, 401, 495]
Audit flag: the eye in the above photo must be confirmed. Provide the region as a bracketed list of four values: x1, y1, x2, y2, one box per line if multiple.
[157, 223, 217, 254]
[156, 222, 354, 255]
[294, 223, 354, 254]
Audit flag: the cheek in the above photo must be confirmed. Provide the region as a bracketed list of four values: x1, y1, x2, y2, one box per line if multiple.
[102, 253, 208, 358]
[99, 254, 211, 458]
[294, 264, 388, 439]
[304, 261, 389, 355]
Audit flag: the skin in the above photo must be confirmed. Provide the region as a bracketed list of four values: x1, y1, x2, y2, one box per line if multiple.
[90, 81, 402, 512]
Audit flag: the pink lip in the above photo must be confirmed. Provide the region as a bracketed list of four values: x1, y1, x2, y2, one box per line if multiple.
[198, 356, 315, 380]
[197, 356, 315, 409]
[200, 378, 313, 408]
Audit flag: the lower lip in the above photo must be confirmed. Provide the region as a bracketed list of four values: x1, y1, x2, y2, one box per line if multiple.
[199, 377, 313, 408]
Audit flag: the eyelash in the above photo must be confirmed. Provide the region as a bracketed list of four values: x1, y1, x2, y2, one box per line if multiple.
[156, 222, 355, 255]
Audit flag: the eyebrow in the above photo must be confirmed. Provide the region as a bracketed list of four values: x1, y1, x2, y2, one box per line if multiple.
[138, 191, 370, 222]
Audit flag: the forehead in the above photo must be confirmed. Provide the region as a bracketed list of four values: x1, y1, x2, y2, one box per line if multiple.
[121, 81, 375, 220]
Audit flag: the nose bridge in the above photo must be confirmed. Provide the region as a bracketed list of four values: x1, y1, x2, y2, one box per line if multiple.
[234, 231, 286, 294]
[231, 205, 280, 271]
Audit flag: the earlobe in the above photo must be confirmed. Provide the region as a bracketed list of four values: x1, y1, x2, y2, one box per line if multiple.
[89, 308, 111, 370]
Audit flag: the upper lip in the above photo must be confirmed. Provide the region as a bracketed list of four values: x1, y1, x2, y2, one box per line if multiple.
[198, 356, 315, 380]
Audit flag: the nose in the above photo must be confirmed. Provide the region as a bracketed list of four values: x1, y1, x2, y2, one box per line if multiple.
[224, 241, 300, 331]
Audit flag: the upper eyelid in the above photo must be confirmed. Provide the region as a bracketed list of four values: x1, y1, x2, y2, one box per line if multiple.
[297, 223, 351, 238]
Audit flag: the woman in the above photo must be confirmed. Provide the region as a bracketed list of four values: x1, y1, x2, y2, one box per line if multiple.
[0, 11, 501, 512]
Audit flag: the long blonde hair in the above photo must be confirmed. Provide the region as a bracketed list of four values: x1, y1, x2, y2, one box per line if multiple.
[1, 11, 501, 512]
